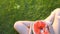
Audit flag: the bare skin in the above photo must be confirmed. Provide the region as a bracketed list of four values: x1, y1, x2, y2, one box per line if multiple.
[14, 8, 60, 34]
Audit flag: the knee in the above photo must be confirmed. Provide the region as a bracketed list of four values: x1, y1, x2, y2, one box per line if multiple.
[54, 8, 60, 18]
[54, 8, 60, 13]
[14, 21, 23, 29]
[50, 8, 60, 16]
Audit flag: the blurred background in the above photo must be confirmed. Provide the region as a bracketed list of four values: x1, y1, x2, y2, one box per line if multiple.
[0, 0, 60, 34]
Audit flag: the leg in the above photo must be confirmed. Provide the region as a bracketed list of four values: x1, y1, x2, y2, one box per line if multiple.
[14, 21, 34, 34]
[43, 9, 56, 34]
[44, 8, 60, 34]
[52, 8, 60, 34]
[44, 8, 56, 25]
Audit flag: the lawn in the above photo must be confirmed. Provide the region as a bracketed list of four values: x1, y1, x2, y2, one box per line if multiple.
[0, 0, 60, 34]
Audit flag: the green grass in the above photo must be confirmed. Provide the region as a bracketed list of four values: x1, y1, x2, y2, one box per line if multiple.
[0, 0, 60, 34]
